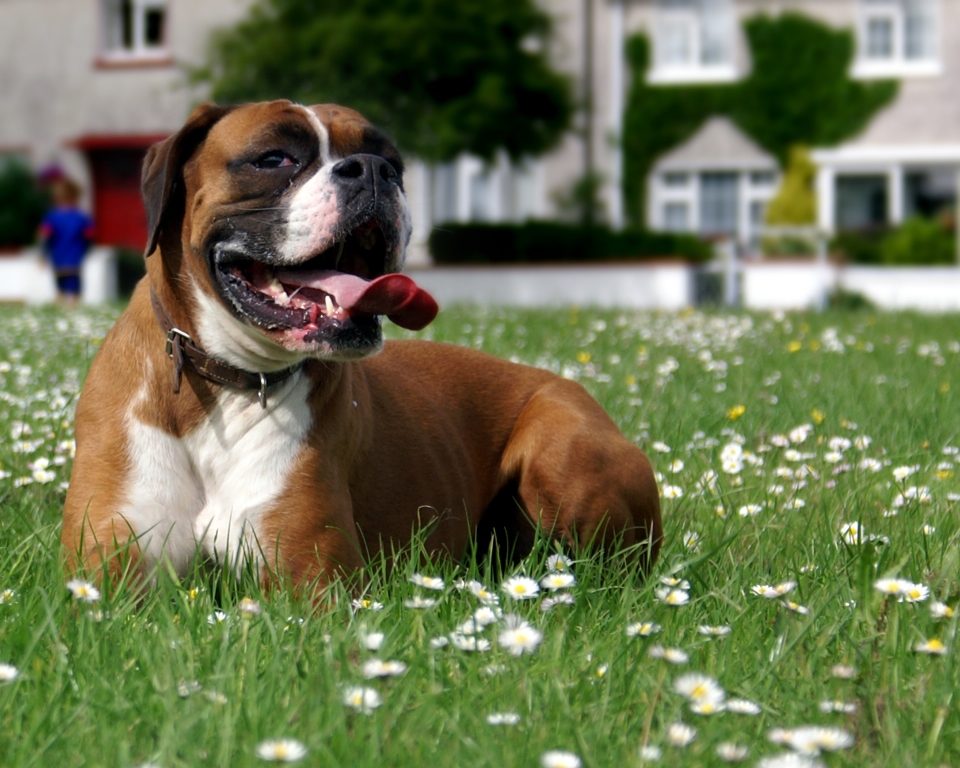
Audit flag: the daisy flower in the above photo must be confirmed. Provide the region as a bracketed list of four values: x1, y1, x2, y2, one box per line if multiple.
[361, 659, 407, 678]
[238, 597, 262, 616]
[757, 755, 824, 768]
[661, 484, 684, 499]
[546, 553, 573, 572]
[638, 744, 662, 761]
[472, 606, 501, 627]
[466, 581, 499, 605]
[255, 739, 307, 762]
[351, 598, 384, 611]
[207, 610, 228, 625]
[655, 588, 690, 606]
[914, 638, 948, 655]
[403, 596, 437, 609]
[818, 700, 857, 714]
[649, 645, 688, 664]
[501, 575, 540, 600]
[930, 601, 955, 618]
[540, 572, 576, 591]
[697, 625, 732, 637]
[450, 633, 491, 652]
[874, 577, 912, 596]
[715, 742, 749, 762]
[540, 751, 581, 768]
[541, 594, 576, 611]
[726, 698, 762, 715]
[0, 589, 15, 604]
[409, 573, 445, 590]
[665, 722, 696, 747]
[751, 585, 780, 599]
[668, 459, 685, 472]
[626, 622, 661, 637]
[651, 442, 671, 453]
[690, 700, 726, 715]
[498, 621, 543, 656]
[902, 583, 930, 603]
[362, 632, 384, 651]
[673, 673, 724, 703]
[486, 712, 520, 725]
[786, 726, 855, 755]
[892, 465, 919, 481]
[738, 504, 763, 517]
[782, 601, 809, 615]
[830, 664, 856, 679]
[66, 579, 100, 603]
[660, 577, 690, 589]
[0, 664, 19, 683]
[342, 686, 382, 714]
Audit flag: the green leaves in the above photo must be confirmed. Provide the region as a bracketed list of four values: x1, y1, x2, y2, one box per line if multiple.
[623, 12, 898, 226]
[200, 0, 572, 162]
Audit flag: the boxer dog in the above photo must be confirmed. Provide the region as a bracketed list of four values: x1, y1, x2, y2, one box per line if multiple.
[63, 100, 662, 590]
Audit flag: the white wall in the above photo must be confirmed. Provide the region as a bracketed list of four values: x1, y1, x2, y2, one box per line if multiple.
[407, 263, 692, 309]
[0, 247, 117, 305]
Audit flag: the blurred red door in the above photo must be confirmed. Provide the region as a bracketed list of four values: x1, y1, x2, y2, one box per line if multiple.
[73, 135, 168, 250]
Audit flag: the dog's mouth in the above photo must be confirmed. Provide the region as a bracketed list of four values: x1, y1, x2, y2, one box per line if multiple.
[214, 220, 437, 342]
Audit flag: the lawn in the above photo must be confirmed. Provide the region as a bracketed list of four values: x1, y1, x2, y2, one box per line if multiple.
[1, 303, 959, 767]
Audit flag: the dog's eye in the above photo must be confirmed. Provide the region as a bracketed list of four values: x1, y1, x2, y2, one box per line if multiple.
[252, 151, 298, 170]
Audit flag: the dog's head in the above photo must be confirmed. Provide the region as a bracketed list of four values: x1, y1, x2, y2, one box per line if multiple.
[142, 100, 436, 369]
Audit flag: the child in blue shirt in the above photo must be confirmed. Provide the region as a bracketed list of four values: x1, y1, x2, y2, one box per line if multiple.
[38, 178, 94, 305]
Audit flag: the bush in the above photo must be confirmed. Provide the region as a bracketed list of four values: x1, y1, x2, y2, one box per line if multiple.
[0, 159, 48, 249]
[765, 146, 816, 226]
[830, 219, 957, 265]
[830, 229, 887, 264]
[880, 217, 956, 266]
[428, 222, 711, 264]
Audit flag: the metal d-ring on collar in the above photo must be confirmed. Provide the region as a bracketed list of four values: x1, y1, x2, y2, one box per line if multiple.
[150, 288, 302, 409]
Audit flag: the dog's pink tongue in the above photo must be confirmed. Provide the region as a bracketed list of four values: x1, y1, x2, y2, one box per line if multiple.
[275, 270, 438, 331]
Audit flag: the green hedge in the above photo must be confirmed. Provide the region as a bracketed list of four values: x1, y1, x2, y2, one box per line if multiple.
[832, 219, 957, 266]
[623, 13, 897, 227]
[0, 159, 48, 248]
[428, 222, 711, 264]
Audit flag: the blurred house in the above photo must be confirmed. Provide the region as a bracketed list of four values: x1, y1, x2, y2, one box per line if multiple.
[1, 0, 957, 262]
[0, 0, 252, 252]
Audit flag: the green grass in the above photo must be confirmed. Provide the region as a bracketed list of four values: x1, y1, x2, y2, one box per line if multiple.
[1, 304, 960, 767]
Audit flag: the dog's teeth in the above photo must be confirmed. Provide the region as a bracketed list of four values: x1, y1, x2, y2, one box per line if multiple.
[325, 295, 336, 316]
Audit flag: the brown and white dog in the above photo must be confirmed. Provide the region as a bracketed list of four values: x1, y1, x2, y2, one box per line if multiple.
[63, 100, 662, 590]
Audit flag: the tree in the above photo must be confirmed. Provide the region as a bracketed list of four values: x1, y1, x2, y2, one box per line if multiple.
[198, 0, 572, 163]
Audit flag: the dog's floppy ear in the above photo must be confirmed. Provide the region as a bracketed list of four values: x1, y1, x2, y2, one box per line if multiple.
[141, 103, 234, 257]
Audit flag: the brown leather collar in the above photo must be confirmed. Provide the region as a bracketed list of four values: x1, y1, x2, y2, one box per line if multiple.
[150, 288, 302, 408]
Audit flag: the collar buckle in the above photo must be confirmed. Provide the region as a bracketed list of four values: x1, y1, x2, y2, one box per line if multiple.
[164, 328, 192, 358]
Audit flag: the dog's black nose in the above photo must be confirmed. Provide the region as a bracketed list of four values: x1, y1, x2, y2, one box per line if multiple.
[331, 154, 400, 201]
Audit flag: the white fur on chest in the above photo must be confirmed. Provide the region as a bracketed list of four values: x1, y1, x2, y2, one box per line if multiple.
[120, 374, 312, 574]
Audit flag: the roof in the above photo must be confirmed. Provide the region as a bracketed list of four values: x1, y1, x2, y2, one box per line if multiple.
[653, 116, 778, 173]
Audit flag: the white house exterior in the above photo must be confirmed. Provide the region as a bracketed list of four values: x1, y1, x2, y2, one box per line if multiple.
[647, 116, 780, 246]
[1, 0, 958, 266]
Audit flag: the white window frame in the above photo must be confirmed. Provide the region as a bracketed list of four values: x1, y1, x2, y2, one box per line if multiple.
[648, 0, 737, 85]
[100, 0, 169, 61]
[852, 0, 941, 79]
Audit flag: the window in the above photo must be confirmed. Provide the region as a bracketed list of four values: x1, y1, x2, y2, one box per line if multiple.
[663, 202, 690, 232]
[649, 0, 736, 84]
[102, 0, 168, 59]
[836, 176, 888, 230]
[700, 172, 738, 236]
[854, 0, 939, 77]
[749, 171, 775, 187]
